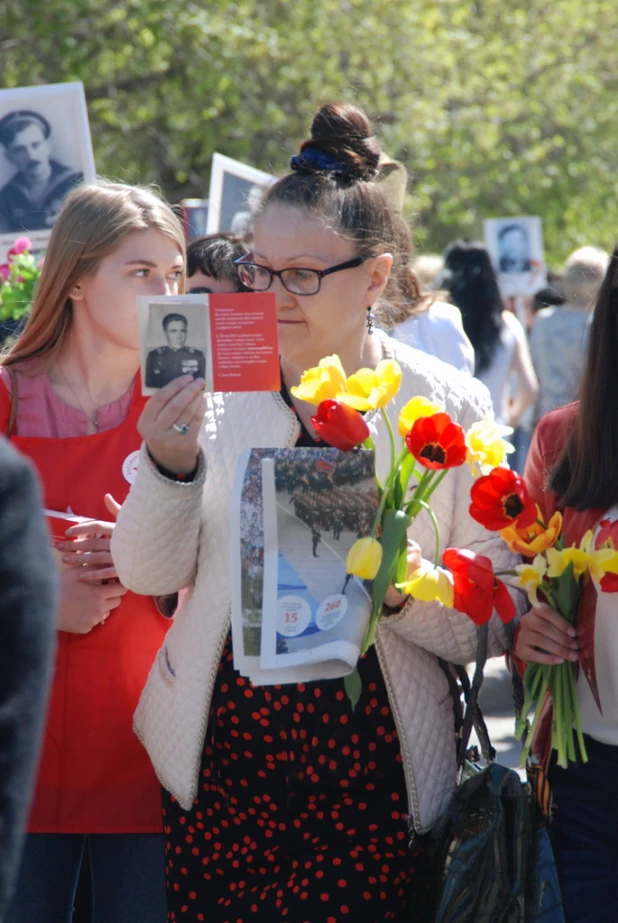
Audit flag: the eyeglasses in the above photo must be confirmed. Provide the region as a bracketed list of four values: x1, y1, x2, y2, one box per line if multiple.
[234, 255, 370, 296]
[187, 286, 213, 294]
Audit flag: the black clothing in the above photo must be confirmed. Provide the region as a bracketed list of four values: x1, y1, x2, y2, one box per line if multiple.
[145, 345, 206, 388]
[0, 438, 57, 914]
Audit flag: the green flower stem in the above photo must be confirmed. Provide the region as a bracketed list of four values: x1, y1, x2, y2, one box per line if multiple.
[570, 664, 589, 762]
[408, 498, 441, 566]
[403, 470, 433, 519]
[381, 406, 397, 477]
[419, 468, 449, 505]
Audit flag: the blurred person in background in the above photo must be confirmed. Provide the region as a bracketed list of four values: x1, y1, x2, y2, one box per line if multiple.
[530, 246, 608, 427]
[442, 240, 538, 427]
[0, 438, 56, 917]
[389, 229, 475, 375]
[186, 232, 249, 294]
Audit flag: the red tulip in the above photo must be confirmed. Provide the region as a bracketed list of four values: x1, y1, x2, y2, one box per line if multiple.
[311, 399, 370, 452]
[405, 412, 467, 470]
[469, 467, 537, 532]
[443, 547, 516, 625]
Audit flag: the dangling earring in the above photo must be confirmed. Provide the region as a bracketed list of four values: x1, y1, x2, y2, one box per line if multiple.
[366, 305, 375, 335]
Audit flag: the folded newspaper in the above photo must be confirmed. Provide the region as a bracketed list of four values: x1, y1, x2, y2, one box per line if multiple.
[231, 447, 378, 685]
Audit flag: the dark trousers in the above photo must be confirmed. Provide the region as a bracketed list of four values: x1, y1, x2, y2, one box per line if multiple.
[5, 832, 167, 923]
[549, 735, 618, 922]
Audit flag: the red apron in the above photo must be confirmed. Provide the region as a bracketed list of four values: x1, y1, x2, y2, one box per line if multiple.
[6, 379, 169, 833]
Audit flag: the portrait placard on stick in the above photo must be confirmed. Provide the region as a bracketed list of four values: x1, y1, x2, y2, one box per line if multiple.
[0, 82, 95, 264]
[484, 215, 547, 298]
[206, 153, 275, 236]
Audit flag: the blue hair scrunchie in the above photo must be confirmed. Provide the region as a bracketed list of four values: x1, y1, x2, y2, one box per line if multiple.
[290, 147, 352, 177]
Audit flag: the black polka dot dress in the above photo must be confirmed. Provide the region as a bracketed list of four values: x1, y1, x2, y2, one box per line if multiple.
[161, 392, 429, 922]
[163, 637, 430, 922]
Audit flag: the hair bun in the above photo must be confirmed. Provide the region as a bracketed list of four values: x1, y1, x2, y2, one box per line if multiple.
[296, 102, 381, 181]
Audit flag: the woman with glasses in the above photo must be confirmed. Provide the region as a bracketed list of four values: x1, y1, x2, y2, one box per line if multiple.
[112, 102, 520, 922]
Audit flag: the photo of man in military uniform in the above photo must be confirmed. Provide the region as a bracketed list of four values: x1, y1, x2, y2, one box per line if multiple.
[0, 110, 84, 234]
[145, 312, 206, 388]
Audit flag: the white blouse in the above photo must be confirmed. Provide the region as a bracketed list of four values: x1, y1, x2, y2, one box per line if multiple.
[577, 506, 618, 745]
[391, 302, 475, 376]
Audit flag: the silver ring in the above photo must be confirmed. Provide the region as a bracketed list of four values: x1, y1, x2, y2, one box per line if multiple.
[172, 422, 189, 435]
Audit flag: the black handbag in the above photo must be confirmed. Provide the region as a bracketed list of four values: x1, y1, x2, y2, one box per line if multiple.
[415, 624, 565, 923]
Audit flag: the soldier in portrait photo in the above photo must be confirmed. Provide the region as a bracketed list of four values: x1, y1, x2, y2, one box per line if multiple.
[0, 110, 84, 234]
[145, 312, 206, 388]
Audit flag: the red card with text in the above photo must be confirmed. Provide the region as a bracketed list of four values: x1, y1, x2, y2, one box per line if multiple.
[207, 292, 280, 392]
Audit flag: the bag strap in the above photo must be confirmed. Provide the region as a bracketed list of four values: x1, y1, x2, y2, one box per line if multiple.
[6, 365, 18, 438]
[439, 623, 496, 767]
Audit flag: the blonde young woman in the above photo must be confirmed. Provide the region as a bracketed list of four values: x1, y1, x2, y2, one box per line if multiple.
[112, 103, 522, 923]
[0, 180, 191, 923]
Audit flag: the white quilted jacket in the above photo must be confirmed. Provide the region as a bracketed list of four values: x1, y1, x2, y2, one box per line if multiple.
[112, 335, 523, 834]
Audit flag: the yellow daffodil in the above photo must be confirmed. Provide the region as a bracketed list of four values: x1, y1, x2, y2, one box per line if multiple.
[579, 530, 618, 585]
[500, 508, 563, 556]
[346, 537, 383, 580]
[397, 396, 443, 438]
[397, 560, 454, 607]
[290, 355, 347, 405]
[465, 416, 515, 476]
[546, 544, 592, 580]
[512, 554, 547, 606]
[340, 359, 402, 411]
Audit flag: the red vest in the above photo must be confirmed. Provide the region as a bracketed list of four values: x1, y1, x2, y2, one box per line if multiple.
[0, 377, 169, 832]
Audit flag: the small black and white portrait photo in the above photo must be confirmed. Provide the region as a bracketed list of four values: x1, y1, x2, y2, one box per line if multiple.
[207, 153, 274, 236]
[484, 215, 546, 296]
[0, 82, 95, 262]
[497, 223, 531, 274]
[139, 297, 209, 395]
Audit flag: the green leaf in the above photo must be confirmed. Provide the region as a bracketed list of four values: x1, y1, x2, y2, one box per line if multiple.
[553, 562, 581, 625]
[344, 668, 362, 712]
[372, 508, 413, 614]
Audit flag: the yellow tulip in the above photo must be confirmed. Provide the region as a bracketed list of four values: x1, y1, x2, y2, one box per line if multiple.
[398, 396, 443, 438]
[290, 355, 347, 406]
[346, 537, 383, 580]
[512, 555, 547, 606]
[340, 359, 402, 411]
[397, 560, 454, 608]
[500, 508, 562, 556]
[465, 417, 515, 476]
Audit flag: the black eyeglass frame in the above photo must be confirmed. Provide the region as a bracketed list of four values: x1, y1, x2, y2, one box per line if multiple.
[233, 255, 371, 296]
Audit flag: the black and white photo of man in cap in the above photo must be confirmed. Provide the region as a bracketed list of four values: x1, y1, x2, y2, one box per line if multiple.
[145, 312, 206, 389]
[0, 110, 83, 234]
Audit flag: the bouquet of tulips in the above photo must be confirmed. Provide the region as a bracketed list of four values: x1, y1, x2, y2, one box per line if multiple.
[291, 354, 514, 706]
[451, 466, 618, 768]
[0, 236, 42, 324]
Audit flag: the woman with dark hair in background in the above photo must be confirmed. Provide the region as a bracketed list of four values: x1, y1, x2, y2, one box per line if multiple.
[389, 221, 475, 375]
[443, 240, 538, 427]
[112, 101, 520, 922]
[514, 245, 618, 922]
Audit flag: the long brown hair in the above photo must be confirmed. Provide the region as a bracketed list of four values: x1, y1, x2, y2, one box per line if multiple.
[257, 102, 421, 328]
[550, 246, 618, 509]
[2, 180, 185, 369]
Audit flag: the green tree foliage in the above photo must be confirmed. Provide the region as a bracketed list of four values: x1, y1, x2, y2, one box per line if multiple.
[1, 0, 617, 265]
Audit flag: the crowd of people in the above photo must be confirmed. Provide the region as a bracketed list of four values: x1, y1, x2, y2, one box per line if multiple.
[0, 98, 614, 923]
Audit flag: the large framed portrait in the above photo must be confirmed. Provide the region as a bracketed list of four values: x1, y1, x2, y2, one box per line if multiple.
[0, 81, 95, 263]
[206, 153, 275, 237]
[484, 215, 547, 297]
